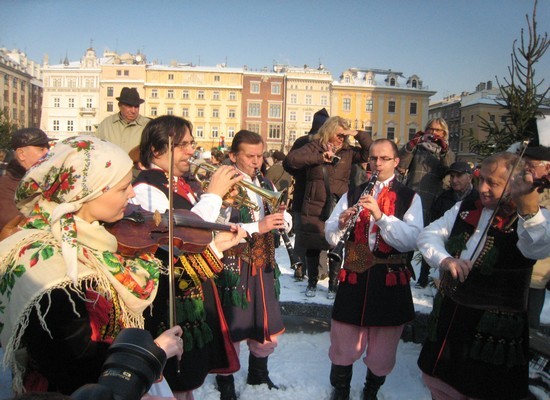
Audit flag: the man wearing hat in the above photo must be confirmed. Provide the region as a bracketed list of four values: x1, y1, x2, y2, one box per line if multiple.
[0, 128, 52, 231]
[416, 160, 479, 287]
[266, 150, 292, 192]
[95, 87, 150, 153]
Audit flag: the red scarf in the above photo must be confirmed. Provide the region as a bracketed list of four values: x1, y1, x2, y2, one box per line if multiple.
[353, 186, 396, 253]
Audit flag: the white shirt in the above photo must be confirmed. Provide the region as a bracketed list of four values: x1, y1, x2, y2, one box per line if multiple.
[324, 175, 423, 252]
[418, 202, 550, 269]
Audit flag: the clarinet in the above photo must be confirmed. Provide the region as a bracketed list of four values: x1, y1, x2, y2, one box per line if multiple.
[327, 171, 380, 264]
[255, 169, 303, 270]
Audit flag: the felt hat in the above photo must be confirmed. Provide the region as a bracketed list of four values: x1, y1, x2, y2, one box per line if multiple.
[116, 87, 145, 106]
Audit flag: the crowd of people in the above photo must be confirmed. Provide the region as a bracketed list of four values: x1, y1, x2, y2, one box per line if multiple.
[0, 89, 549, 400]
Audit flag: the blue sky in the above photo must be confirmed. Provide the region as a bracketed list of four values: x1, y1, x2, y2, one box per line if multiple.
[2, 0, 549, 101]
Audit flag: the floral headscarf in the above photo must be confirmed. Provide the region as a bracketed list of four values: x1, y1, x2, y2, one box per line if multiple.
[15, 136, 133, 282]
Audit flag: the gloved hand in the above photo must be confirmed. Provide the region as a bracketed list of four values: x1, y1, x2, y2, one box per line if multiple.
[406, 131, 424, 151]
[431, 136, 449, 153]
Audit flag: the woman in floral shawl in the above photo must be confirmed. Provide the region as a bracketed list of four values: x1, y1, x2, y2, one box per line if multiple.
[0, 136, 184, 396]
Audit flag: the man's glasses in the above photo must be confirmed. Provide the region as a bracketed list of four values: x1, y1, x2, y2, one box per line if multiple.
[368, 156, 395, 163]
[426, 127, 444, 133]
[175, 140, 196, 149]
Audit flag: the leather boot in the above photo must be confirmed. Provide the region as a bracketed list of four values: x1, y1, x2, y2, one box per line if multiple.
[246, 354, 278, 389]
[216, 374, 237, 400]
[329, 363, 353, 400]
[362, 369, 386, 400]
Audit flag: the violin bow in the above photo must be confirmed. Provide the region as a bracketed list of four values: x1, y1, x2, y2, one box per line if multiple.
[167, 131, 177, 329]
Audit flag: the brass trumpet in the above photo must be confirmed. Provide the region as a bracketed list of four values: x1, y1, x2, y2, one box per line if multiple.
[188, 158, 285, 211]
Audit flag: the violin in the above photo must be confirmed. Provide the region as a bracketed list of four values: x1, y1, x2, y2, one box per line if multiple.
[104, 204, 232, 256]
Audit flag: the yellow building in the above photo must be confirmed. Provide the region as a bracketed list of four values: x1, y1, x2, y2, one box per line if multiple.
[145, 64, 242, 151]
[332, 68, 434, 146]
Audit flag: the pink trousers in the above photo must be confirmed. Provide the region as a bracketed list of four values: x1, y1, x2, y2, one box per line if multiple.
[328, 320, 404, 376]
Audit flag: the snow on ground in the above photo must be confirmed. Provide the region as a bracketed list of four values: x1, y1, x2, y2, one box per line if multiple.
[0, 244, 548, 399]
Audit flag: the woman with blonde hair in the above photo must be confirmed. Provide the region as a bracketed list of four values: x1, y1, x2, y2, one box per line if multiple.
[286, 116, 372, 298]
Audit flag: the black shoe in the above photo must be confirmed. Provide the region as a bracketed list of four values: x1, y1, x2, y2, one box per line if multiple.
[247, 354, 279, 390]
[216, 375, 237, 400]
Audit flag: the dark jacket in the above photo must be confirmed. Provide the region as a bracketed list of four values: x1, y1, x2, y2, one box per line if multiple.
[430, 187, 479, 222]
[398, 141, 455, 223]
[285, 131, 371, 249]
[283, 134, 313, 212]
[0, 159, 26, 230]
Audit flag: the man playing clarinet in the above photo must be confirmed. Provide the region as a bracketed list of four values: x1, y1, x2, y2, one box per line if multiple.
[324, 138, 423, 400]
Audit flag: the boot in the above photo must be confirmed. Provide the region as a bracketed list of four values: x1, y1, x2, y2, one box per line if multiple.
[362, 369, 386, 400]
[415, 259, 430, 288]
[329, 363, 353, 400]
[216, 374, 237, 400]
[246, 354, 278, 390]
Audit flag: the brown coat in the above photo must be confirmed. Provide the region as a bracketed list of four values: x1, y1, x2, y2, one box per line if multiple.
[285, 131, 371, 249]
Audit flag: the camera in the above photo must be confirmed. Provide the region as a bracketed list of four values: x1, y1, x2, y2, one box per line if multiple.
[330, 155, 341, 165]
[71, 328, 167, 400]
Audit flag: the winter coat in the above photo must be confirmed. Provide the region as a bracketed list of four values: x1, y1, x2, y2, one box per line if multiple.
[285, 131, 371, 250]
[398, 141, 455, 223]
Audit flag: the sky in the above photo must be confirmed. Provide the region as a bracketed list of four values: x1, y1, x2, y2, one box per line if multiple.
[1, 245, 548, 399]
[1, 0, 549, 102]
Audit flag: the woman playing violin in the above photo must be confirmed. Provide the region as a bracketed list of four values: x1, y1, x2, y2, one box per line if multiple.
[0, 136, 185, 396]
[131, 115, 246, 400]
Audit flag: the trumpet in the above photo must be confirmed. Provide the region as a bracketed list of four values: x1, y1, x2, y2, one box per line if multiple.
[188, 158, 284, 212]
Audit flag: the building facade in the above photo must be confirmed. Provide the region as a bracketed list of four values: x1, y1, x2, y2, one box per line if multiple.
[0, 48, 42, 129]
[332, 68, 434, 146]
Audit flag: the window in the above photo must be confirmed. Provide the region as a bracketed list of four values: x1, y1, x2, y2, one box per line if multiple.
[343, 98, 351, 112]
[182, 108, 189, 117]
[271, 83, 281, 95]
[305, 95, 312, 105]
[53, 120, 59, 131]
[268, 124, 282, 139]
[211, 127, 219, 138]
[167, 107, 174, 115]
[66, 98, 75, 108]
[247, 123, 260, 133]
[289, 130, 297, 142]
[228, 109, 236, 118]
[411, 79, 418, 88]
[85, 78, 94, 88]
[197, 91, 205, 100]
[53, 78, 62, 87]
[410, 102, 417, 115]
[151, 107, 158, 116]
[195, 126, 204, 138]
[86, 98, 93, 109]
[248, 102, 261, 117]
[365, 127, 373, 136]
[124, 70, 129, 76]
[289, 111, 297, 122]
[54, 98, 60, 108]
[250, 82, 260, 93]
[228, 127, 235, 138]
[489, 115, 495, 122]
[321, 95, 328, 106]
[213, 109, 219, 118]
[67, 120, 74, 132]
[408, 128, 416, 140]
[304, 112, 312, 123]
[107, 102, 113, 112]
[168, 74, 174, 80]
[366, 99, 373, 112]
[388, 101, 396, 113]
[229, 91, 236, 101]
[500, 115, 507, 123]
[214, 75, 220, 82]
[182, 90, 189, 99]
[116, 70, 122, 76]
[389, 77, 396, 86]
[107, 87, 114, 97]
[387, 127, 395, 140]
[470, 115, 474, 122]
[167, 90, 174, 99]
[197, 108, 204, 117]
[269, 104, 281, 118]
[151, 89, 158, 98]
[290, 94, 297, 104]
[85, 121, 93, 132]
[212, 91, 220, 101]
[367, 77, 374, 85]
[67, 78, 76, 88]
